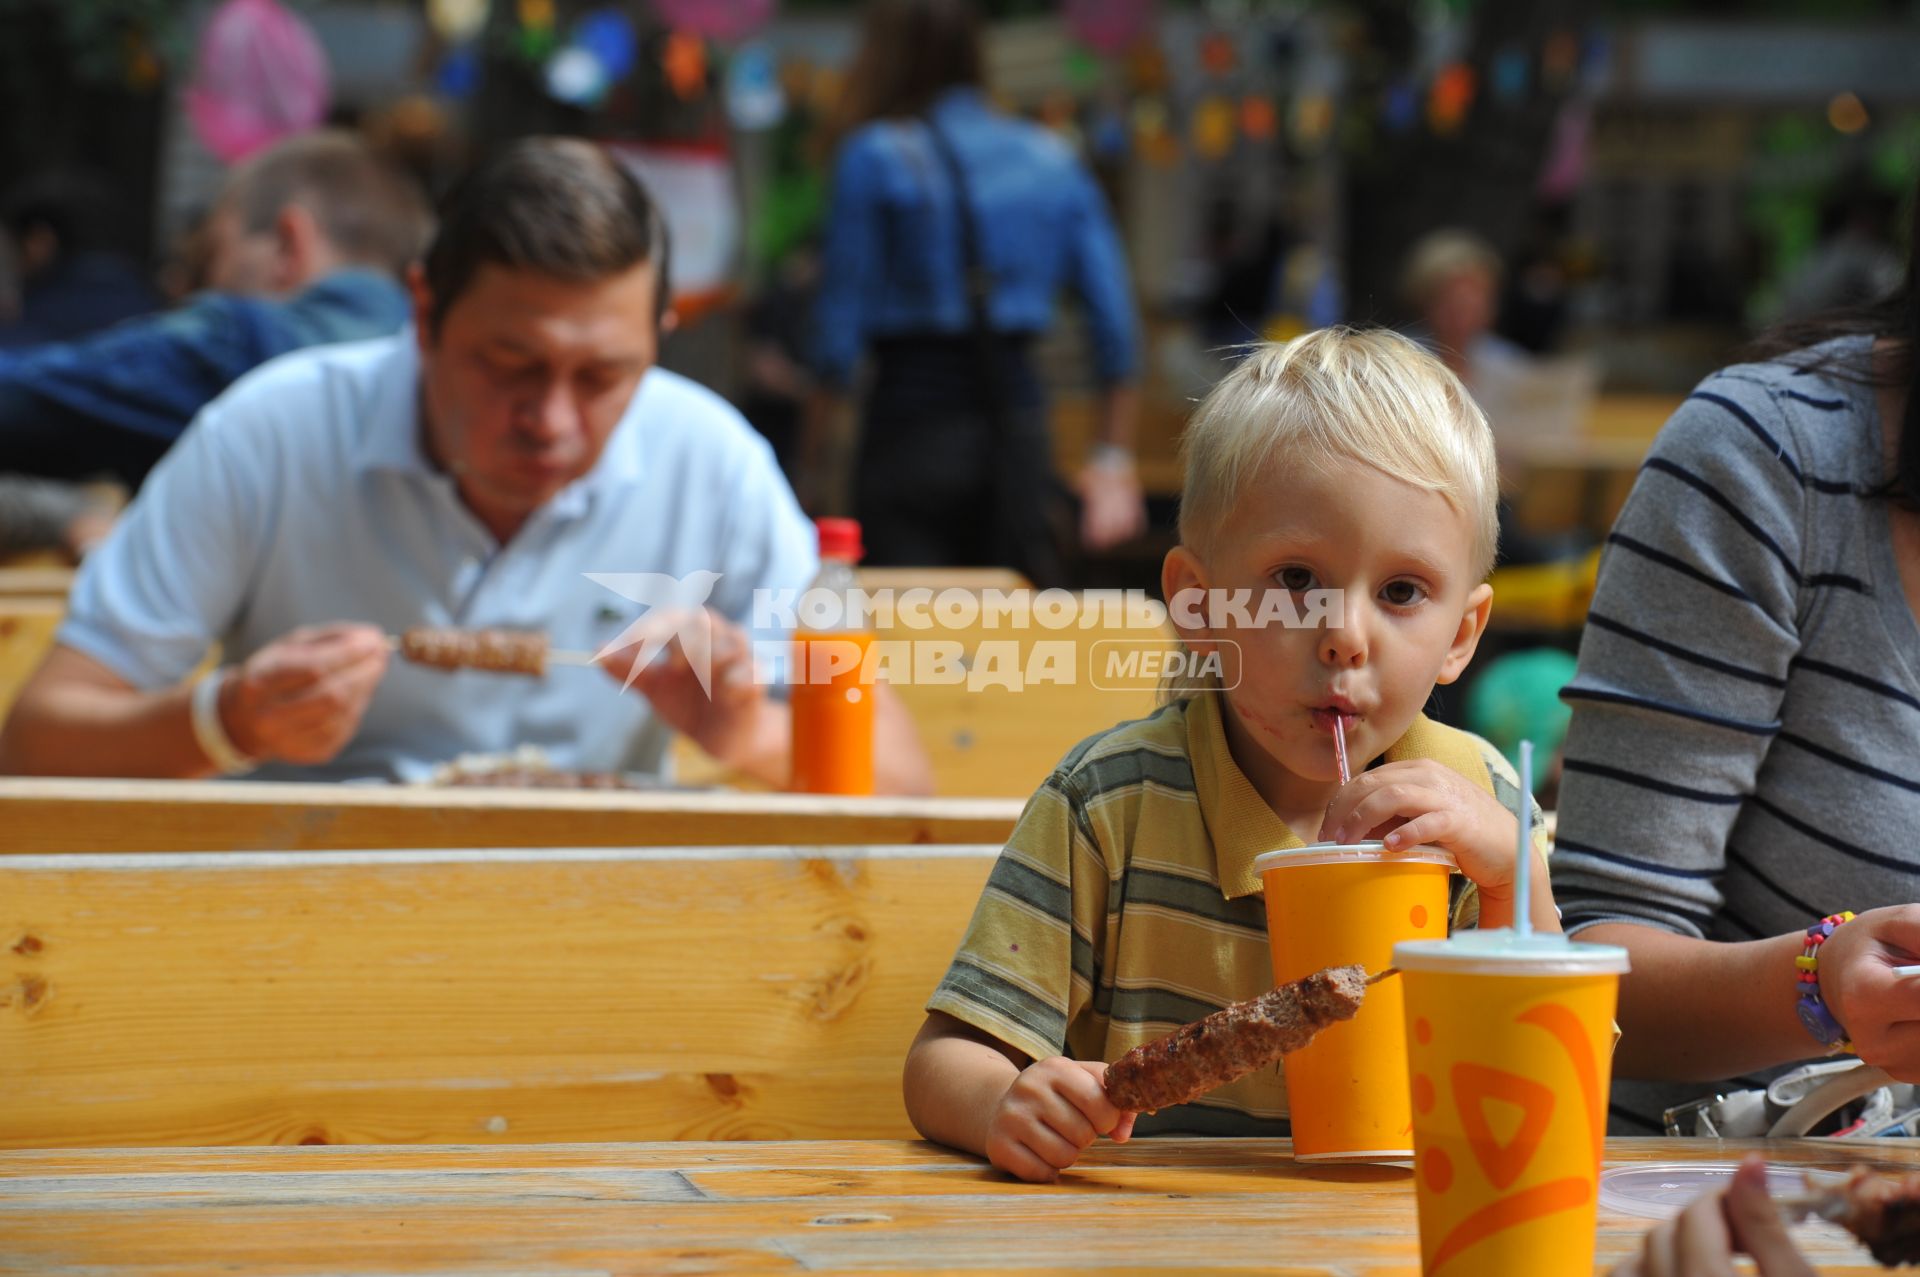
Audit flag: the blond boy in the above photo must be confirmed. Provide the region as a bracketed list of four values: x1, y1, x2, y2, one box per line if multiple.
[902, 328, 1558, 1182]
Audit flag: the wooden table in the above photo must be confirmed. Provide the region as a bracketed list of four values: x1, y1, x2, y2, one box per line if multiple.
[0, 777, 1024, 853]
[0, 1137, 1908, 1274]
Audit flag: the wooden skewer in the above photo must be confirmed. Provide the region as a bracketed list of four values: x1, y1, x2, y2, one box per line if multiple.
[1366, 967, 1400, 986]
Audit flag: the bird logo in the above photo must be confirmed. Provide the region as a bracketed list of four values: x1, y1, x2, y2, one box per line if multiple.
[584, 570, 724, 695]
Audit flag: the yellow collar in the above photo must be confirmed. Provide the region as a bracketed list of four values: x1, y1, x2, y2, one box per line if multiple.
[1185, 691, 1493, 900]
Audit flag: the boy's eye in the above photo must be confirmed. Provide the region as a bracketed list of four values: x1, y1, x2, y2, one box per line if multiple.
[1381, 580, 1427, 606]
[1276, 566, 1317, 592]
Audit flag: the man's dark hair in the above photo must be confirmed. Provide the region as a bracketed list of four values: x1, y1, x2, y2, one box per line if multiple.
[422, 137, 671, 333]
[225, 130, 433, 279]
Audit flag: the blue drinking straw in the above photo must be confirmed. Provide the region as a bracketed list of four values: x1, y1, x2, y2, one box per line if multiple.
[1514, 740, 1534, 937]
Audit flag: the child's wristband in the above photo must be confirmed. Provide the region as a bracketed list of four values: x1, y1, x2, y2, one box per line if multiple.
[1794, 910, 1855, 1054]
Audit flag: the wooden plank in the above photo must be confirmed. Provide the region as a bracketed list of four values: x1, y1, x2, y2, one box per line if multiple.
[0, 777, 1023, 854]
[0, 598, 61, 721]
[0, 1138, 1904, 1274]
[0, 566, 74, 598]
[0, 845, 999, 1148]
[855, 568, 1030, 595]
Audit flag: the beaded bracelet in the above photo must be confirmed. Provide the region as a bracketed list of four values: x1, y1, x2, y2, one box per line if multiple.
[1795, 910, 1856, 1054]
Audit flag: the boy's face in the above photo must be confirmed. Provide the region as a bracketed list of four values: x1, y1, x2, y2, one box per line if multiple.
[1164, 453, 1493, 794]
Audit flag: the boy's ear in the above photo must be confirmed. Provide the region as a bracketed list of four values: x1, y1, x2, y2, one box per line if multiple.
[1434, 581, 1493, 686]
[1161, 544, 1215, 655]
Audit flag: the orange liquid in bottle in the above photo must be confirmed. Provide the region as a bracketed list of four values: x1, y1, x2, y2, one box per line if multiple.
[790, 629, 876, 794]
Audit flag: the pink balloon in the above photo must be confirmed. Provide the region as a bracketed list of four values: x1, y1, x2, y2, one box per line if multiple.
[185, 0, 331, 164]
[1066, 0, 1154, 55]
[652, 0, 777, 43]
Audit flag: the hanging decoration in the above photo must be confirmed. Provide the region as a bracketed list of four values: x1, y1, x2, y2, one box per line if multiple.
[1427, 62, 1476, 134]
[653, 0, 777, 43]
[1541, 30, 1578, 92]
[427, 0, 489, 43]
[724, 42, 785, 130]
[1199, 31, 1236, 78]
[1125, 42, 1170, 95]
[1064, 44, 1102, 93]
[516, 0, 557, 61]
[1290, 91, 1334, 151]
[1192, 95, 1236, 159]
[186, 0, 331, 163]
[545, 45, 608, 106]
[1065, 0, 1154, 57]
[1239, 95, 1278, 143]
[436, 43, 482, 99]
[1382, 80, 1418, 134]
[1491, 47, 1528, 104]
[663, 29, 708, 100]
[574, 9, 638, 81]
[1090, 107, 1129, 161]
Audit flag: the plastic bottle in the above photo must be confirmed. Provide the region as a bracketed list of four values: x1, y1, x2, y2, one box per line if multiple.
[790, 518, 875, 794]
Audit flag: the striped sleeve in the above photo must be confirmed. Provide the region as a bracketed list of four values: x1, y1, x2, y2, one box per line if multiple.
[1554, 375, 1806, 938]
[926, 771, 1109, 1064]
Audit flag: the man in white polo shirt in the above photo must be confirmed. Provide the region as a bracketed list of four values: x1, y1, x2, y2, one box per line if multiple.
[0, 138, 931, 791]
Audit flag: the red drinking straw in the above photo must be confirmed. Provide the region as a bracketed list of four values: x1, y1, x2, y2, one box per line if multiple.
[1332, 715, 1351, 786]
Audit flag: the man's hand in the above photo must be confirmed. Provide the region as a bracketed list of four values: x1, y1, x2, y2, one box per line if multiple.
[985, 1056, 1136, 1183]
[598, 607, 770, 770]
[219, 623, 389, 765]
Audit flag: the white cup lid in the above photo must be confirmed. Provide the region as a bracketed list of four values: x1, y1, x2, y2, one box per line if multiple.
[1394, 928, 1630, 975]
[1253, 841, 1458, 873]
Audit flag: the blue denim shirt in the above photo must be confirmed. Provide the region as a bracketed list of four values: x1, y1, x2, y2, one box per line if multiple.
[811, 88, 1140, 390]
[0, 267, 409, 442]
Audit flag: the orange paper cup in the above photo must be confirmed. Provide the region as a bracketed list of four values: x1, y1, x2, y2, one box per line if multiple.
[1394, 932, 1628, 1277]
[1254, 843, 1454, 1162]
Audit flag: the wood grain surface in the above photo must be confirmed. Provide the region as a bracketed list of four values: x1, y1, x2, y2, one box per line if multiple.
[0, 1136, 1908, 1275]
[2, 845, 999, 1148]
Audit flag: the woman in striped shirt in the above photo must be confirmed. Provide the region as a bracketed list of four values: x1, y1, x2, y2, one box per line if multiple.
[1554, 183, 1920, 1133]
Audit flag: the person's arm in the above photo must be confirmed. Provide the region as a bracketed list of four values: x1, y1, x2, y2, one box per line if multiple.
[0, 625, 390, 777]
[904, 1009, 1133, 1183]
[1553, 377, 1822, 1076]
[800, 137, 883, 509]
[1060, 164, 1146, 551]
[0, 644, 212, 776]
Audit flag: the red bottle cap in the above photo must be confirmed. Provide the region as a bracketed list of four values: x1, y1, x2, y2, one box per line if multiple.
[816, 517, 864, 563]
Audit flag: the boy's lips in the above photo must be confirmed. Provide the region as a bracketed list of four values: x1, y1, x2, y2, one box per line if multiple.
[1310, 706, 1361, 733]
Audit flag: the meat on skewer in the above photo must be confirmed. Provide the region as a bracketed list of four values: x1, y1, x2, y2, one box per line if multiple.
[1786, 1167, 1920, 1266]
[1103, 964, 1371, 1114]
[399, 626, 551, 677]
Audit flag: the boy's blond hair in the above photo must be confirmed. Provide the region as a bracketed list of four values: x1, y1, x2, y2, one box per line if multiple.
[1177, 326, 1500, 579]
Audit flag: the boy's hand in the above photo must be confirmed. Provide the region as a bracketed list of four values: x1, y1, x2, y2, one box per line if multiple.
[1318, 759, 1524, 896]
[985, 1056, 1137, 1183]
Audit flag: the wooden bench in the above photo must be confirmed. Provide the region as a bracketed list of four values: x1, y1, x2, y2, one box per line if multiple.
[0, 599, 61, 721]
[1, 842, 999, 1148]
[0, 778, 1024, 854]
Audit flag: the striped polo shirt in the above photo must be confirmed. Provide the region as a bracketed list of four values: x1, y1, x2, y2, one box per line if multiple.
[1554, 336, 1920, 1130]
[926, 688, 1540, 1136]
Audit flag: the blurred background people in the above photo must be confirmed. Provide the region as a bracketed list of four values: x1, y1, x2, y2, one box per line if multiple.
[804, 0, 1145, 585]
[0, 169, 163, 347]
[0, 131, 429, 490]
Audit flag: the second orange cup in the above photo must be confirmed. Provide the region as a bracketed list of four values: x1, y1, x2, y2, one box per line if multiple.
[1254, 842, 1454, 1162]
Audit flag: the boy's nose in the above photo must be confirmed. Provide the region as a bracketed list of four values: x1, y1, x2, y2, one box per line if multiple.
[1319, 614, 1367, 668]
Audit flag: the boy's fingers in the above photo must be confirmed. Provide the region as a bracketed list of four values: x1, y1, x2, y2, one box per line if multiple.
[1038, 1091, 1098, 1150]
[1330, 785, 1437, 843]
[991, 1140, 1058, 1184]
[1022, 1121, 1085, 1170]
[1673, 1187, 1738, 1277]
[1381, 811, 1452, 851]
[1723, 1158, 1817, 1276]
[1111, 1110, 1136, 1142]
[1064, 1060, 1130, 1135]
